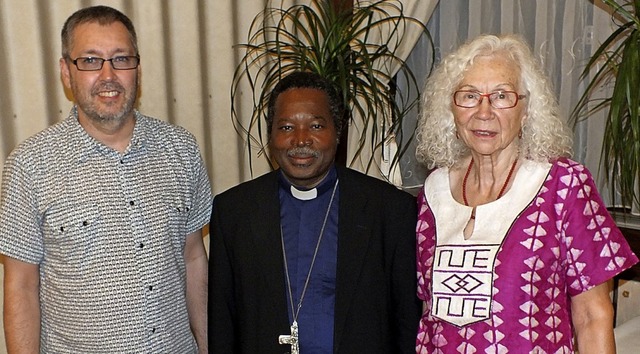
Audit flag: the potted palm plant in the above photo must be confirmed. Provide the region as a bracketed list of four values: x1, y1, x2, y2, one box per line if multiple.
[231, 0, 431, 179]
[572, 0, 640, 214]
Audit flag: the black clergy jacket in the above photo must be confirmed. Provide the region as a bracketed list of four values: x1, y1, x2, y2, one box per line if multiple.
[208, 165, 421, 354]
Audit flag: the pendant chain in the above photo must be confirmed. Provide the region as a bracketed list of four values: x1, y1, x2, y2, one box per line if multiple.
[281, 179, 339, 323]
[462, 158, 518, 216]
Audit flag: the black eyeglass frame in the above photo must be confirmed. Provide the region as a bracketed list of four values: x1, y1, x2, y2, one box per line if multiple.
[69, 55, 140, 71]
[453, 90, 527, 109]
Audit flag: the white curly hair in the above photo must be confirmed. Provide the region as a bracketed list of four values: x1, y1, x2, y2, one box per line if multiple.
[415, 34, 573, 168]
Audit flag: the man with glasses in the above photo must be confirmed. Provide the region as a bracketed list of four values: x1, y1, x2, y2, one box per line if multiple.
[0, 6, 211, 353]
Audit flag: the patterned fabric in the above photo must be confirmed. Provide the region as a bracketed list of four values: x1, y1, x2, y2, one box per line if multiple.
[425, 159, 551, 328]
[416, 158, 639, 354]
[0, 107, 212, 353]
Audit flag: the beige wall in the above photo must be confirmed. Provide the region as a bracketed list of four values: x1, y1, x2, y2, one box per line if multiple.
[0, 1, 639, 352]
[0, 1, 268, 352]
[0, 0, 272, 197]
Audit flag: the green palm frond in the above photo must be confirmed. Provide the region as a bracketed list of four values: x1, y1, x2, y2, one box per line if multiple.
[231, 0, 432, 175]
[571, 0, 640, 211]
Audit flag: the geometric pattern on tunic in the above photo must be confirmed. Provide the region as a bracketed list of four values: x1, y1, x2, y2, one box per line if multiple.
[416, 158, 639, 354]
[431, 244, 500, 326]
[442, 272, 483, 293]
[426, 159, 549, 328]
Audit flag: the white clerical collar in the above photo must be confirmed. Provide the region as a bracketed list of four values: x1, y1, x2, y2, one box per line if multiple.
[290, 185, 318, 200]
[279, 165, 338, 201]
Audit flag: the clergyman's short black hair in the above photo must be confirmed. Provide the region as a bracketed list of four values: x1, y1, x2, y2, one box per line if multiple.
[266, 71, 345, 139]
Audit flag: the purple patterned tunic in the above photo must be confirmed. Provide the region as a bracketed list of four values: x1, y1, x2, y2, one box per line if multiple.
[416, 158, 638, 353]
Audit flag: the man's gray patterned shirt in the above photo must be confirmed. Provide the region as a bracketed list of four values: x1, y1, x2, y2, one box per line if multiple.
[0, 107, 212, 353]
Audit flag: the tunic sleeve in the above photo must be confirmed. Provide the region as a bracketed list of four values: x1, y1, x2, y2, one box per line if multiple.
[416, 188, 436, 302]
[559, 160, 639, 296]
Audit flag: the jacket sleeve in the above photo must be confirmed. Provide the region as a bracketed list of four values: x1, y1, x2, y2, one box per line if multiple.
[387, 190, 421, 354]
[208, 195, 237, 352]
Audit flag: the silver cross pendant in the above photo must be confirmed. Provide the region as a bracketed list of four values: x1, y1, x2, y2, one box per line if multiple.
[278, 321, 299, 354]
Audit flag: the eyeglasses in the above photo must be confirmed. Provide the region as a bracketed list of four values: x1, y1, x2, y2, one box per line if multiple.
[453, 90, 527, 109]
[70, 56, 140, 71]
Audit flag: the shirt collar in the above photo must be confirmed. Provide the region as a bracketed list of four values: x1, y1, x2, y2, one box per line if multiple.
[67, 106, 148, 163]
[278, 165, 338, 201]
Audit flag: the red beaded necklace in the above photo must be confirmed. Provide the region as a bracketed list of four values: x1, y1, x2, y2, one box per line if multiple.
[462, 157, 518, 208]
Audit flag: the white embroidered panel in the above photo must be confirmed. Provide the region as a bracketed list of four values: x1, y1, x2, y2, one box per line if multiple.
[425, 160, 551, 327]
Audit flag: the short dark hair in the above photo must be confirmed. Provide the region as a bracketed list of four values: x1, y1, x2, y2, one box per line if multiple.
[61, 5, 138, 58]
[266, 71, 345, 139]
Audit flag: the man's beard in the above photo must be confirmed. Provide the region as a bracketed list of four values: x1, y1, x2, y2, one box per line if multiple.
[74, 80, 137, 124]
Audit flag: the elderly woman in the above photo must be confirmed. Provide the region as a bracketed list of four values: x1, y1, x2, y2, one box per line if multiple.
[414, 34, 638, 353]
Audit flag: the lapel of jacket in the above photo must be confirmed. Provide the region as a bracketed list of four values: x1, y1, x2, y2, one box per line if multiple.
[249, 171, 290, 325]
[333, 167, 373, 350]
